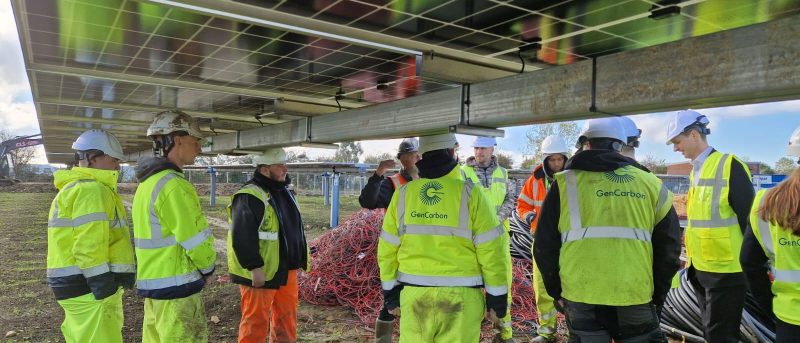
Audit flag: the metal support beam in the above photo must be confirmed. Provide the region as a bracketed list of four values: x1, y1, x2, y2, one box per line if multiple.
[141, 0, 523, 79]
[132, 14, 800, 158]
[29, 63, 364, 110]
[468, 14, 800, 126]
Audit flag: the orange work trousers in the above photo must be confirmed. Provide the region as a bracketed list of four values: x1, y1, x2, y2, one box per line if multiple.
[238, 269, 299, 343]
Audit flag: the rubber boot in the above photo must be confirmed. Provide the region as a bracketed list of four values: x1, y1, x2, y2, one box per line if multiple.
[374, 319, 394, 343]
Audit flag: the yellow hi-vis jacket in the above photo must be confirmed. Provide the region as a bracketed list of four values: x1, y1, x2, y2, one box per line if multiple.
[686, 152, 751, 273]
[555, 166, 673, 306]
[461, 165, 508, 210]
[47, 167, 135, 299]
[378, 166, 509, 296]
[132, 169, 216, 298]
[749, 190, 800, 326]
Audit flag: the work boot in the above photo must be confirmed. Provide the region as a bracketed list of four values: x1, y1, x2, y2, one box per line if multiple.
[530, 335, 555, 343]
[374, 319, 394, 343]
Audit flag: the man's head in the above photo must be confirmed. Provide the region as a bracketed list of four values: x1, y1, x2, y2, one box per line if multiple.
[253, 148, 289, 182]
[72, 129, 124, 171]
[666, 110, 711, 160]
[576, 118, 627, 152]
[540, 135, 568, 173]
[397, 138, 421, 173]
[472, 136, 496, 166]
[419, 133, 459, 160]
[147, 110, 204, 167]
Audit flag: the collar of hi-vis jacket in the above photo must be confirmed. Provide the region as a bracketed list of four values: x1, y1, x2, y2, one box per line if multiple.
[54, 167, 119, 192]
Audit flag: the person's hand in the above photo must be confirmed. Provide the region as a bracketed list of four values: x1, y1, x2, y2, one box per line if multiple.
[376, 159, 396, 176]
[250, 268, 266, 288]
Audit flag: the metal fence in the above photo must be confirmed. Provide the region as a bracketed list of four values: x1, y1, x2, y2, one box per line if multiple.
[184, 169, 370, 196]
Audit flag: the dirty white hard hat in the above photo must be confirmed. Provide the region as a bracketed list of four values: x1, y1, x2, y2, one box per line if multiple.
[147, 110, 204, 140]
[72, 129, 125, 160]
[419, 133, 458, 154]
[397, 138, 419, 156]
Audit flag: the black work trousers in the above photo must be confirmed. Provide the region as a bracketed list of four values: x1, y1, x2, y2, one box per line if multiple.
[687, 273, 746, 343]
[778, 319, 800, 343]
[562, 300, 665, 343]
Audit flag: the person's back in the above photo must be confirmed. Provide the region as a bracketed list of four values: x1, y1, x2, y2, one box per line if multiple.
[378, 133, 509, 343]
[46, 129, 134, 343]
[555, 164, 671, 304]
[534, 118, 681, 343]
[741, 126, 800, 342]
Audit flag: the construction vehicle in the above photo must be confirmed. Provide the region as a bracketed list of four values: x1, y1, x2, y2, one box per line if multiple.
[0, 133, 42, 186]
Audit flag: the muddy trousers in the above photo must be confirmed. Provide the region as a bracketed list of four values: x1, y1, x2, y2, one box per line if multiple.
[562, 300, 665, 343]
[398, 286, 484, 343]
[238, 269, 299, 343]
[57, 288, 124, 343]
[142, 292, 208, 343]
[499, 225, 514, 340]
[532, 255, 557, 338]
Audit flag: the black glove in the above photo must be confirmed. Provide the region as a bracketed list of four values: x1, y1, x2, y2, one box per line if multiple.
[485, 293, 508, 319]
[383, 285, 404, 311]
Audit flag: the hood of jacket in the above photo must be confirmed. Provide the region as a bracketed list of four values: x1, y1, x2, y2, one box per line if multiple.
[53, 167, 119, 192]
[134, 157, 182, 182]
[565, 149, 650, 173]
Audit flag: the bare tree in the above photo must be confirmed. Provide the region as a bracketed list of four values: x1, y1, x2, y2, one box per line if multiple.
[520, 157, 537, 170]
[525, 122, 579, 165]
[640, 154, 668, 174]
[0, 129, 38, 180]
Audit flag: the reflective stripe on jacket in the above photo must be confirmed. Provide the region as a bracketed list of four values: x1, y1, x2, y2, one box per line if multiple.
[378, 166, 509, 296]
[132, 169, 216, 299]
[556, 166, 673, 306]
[517, 164, 549, 232]
[47, 167, 135, 300]
[749, 190, 800, 326]
[686, 152, 750, 273]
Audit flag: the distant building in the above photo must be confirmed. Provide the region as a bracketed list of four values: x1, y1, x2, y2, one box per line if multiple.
[666, 161, 763, 175]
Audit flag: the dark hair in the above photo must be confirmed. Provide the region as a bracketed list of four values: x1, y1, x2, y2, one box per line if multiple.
[421, 148, 455, 160]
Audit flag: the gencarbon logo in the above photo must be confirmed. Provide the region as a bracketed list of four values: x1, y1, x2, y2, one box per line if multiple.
[419, 181, 445, 205]
[604, 168, 635, 183]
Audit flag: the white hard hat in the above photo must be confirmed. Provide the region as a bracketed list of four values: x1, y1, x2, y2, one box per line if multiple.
[473, 136, 497, 148]
[253, 148, 287, 166]
[147, 110, 203, 139]
[665, 109, 710, 144]
[788, 127, 800, 157]
[419, 133, 458, 154]
[541, 135, 569, 155]
[72, 129, 125, 160]
[578, 117, 627, 143]
[618, 116, 642, 147]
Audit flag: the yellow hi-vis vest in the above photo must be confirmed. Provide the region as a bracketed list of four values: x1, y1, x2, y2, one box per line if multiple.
[749, 190, 800, 326]
[226, 184, 311, 282]
[227, 185, 280, 282]
[47, 168, 135, 291]
[556, 166, 673, 306]
[132, 170, 216, 294]
[686, 152, 750, 273]
[461, 164, 508, 214]
[378, 166, 509, 296]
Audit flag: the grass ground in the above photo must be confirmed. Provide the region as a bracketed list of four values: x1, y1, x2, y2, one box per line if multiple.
[0, 190, 371, 343]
